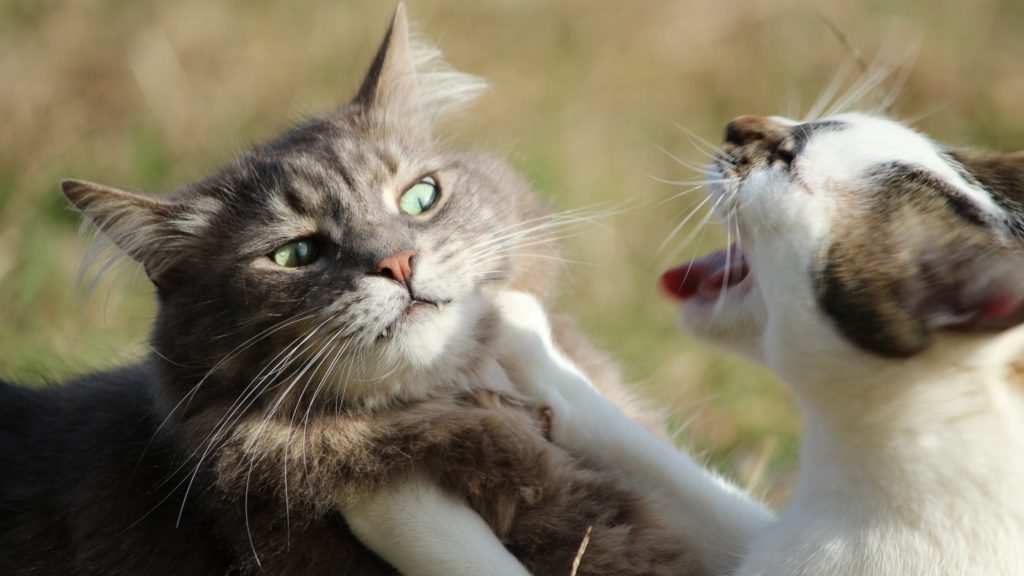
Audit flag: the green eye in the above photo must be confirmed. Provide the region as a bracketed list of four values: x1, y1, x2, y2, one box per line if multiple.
[399, 176, 439, 215]
[271, 239, 319, 268]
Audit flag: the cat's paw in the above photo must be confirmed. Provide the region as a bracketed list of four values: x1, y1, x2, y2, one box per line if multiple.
[491, 291, 556, 381]
[492, 290, 555, 352]
[492, 291, 585, 444]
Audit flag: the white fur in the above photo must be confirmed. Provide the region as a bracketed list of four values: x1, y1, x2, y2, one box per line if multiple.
[487, 114, 1024, 575]
[734, 328, 1024, 575]
[341, 474, 531, 576]
[690, 113, 1024, 574]
[493, 291, 775, 574]
[799, 113, 1000, 218]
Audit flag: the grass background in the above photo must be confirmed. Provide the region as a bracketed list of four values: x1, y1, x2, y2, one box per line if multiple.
[2, 0, 1024, 506]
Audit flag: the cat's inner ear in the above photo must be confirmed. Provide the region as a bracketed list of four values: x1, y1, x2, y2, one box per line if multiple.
[915, 249, 1024, 334]
[61, 179, 191, 282]
[353, 3, 488, 124]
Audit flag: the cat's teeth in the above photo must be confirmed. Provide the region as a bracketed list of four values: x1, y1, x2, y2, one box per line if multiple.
[381, 328, 389, 338]
[437, 302, 445, 312]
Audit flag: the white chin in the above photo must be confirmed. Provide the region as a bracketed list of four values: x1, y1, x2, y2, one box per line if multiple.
[678, 280, 766, 361]
[390, 297, 486, 370]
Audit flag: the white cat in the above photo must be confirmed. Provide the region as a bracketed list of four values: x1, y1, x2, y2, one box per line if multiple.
[493, 112, 1024, 575]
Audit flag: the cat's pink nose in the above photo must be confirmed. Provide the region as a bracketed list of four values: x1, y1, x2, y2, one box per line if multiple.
[374, 249, 415, 286]
[724, 115, 787, 148]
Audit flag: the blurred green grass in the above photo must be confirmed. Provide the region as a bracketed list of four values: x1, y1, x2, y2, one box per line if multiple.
[2, 0, 1024, 506]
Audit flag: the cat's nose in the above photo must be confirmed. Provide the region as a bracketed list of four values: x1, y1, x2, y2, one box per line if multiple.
[373, 249, 415, 287]
[724, 115, 788, 148]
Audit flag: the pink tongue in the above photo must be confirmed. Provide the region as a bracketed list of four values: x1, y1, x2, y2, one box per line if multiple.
[660, 245, 748, 301]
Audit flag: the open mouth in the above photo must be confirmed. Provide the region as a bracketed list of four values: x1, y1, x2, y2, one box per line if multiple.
[660, 243, 751, 302]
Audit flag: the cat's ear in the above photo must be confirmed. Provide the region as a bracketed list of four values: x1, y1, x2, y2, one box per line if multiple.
[820, 236, 1024, 358]
[353, 3, 488, 124]
[912, 251, 1024, 335]
[62, 179, 191, 281]
[949, 149, 1024, 201]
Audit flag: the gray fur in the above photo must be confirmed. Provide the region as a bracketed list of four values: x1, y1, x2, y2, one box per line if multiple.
[4, 6, 692, 575]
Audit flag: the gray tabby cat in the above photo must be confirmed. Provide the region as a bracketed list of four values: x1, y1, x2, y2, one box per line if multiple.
[0, 5, 700, 576]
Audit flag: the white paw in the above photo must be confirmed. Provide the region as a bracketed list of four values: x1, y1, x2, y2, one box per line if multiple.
[492, 290, 555, 351]
[492, 290, 584, 444]
[492, 290, 560, 395]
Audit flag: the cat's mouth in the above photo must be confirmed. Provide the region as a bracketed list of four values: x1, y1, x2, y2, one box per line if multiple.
[404, 296, 448, 315]
[376, 295, 452, 340]
[659, 243, 753, 303]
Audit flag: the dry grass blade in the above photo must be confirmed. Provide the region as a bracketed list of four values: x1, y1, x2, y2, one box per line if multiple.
[569, 525, 593, 576]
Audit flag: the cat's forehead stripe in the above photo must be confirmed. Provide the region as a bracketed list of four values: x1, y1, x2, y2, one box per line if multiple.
[868, 161, 990, 227]
[803, 114, 1005, 219]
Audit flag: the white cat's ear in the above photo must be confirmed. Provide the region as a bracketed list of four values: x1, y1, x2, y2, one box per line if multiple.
[915, 253, 1024, 334]
[353, 3, 488, 123]
[62, 179, 189, 281]
[821, 236, 1024, 357]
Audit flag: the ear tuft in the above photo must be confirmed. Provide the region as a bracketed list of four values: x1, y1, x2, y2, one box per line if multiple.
[62, 178, 189, 280]
[354, 3, 489, 123]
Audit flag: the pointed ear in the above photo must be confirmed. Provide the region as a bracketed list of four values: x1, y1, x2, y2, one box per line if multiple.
[62, 179, 189, 281]
[353, 3, 488, 123]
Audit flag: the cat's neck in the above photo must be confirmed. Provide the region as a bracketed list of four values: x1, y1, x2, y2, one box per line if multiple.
[777, 326, 1024, 571]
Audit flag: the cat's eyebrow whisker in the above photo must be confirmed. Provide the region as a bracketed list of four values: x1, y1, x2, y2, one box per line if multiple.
[804, 57, 856, 121]
[824, 58, 898, 118]
[873, 54, 916, 117]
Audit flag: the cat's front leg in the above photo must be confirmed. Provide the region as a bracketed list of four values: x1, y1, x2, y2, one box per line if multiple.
[493, 290, 775, 574]
[339, 474, 532, 576]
